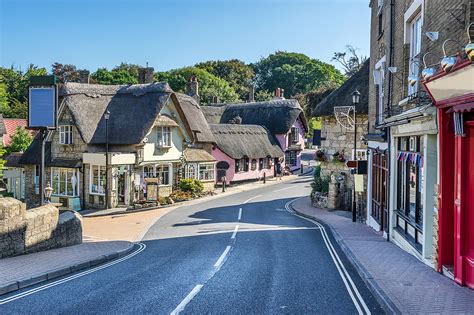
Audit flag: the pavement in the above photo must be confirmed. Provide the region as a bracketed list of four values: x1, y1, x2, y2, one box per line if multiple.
[290, 196, 474, 314]
[0, 168, 384, 314]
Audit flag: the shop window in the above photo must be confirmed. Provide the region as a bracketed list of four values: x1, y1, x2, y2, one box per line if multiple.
[51, 168, 78, 196]
[59, 125, 73, 145]
[251, 159, 257, 171]
[186, 164, 197, 179]
[156, 165, 170, 185]
[199, 164, 215, 181]
[143, 166, 154, 178]
[156, 127, 172, 147]
[90, 165, 106, 195]
[395, 136, 424, 251]
[285, 151, 297, 166]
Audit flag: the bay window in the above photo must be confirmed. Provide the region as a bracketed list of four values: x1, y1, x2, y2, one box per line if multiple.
[59, 125, 73, 145]
[157, 127, 171, 147]
[156, 164, 170, 185]
[199, 164, 215, 181]
[186, 164, 196, 179]
[51, 168, 78, 196]
[90, 165, 106, 195]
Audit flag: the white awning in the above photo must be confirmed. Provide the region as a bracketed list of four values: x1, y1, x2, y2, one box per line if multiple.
[83, 152, 136, 166]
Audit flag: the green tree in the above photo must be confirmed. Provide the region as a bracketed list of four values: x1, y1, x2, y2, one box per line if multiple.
[156, 67, 240, 104]
[195, 59, 254, 101]
[253, 51, 345, 97]
[91, 67, 139, 85]
[7, 126, 32, 154]
[254, 90, 273, 102]
[0, 145, 5, 179]
[0, 65, 47, 118]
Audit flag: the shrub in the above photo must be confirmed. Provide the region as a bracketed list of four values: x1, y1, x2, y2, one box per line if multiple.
[170, 190, 194, 202]
[178, 178, 204, 195]
[311, 166, 330, 194]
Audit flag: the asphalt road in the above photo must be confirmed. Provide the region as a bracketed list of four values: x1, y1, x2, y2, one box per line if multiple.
[0, 167, 384, 314]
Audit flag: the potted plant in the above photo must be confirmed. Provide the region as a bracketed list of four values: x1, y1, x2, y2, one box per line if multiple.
[332, 150, 346, 163]
[315, 149, 326, 161]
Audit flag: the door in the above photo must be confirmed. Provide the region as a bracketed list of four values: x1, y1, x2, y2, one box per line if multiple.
[371, 151, 388, 231]
[117, 172, 126, 205]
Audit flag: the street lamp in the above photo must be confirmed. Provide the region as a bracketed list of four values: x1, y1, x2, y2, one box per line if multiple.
[44, 182, 53, 204]
[351, 89, 360, 223]
[104, 110, 110, 210]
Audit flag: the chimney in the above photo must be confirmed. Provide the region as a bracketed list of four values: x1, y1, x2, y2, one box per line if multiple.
[77, 70, 90, 84]
[138, 67, 154, 84]
[274, 88, 281, 98]
[186, 75, 200, 102]
[280, 88, 285, 99]
[248, 84, 255, 102]
[210, 96, 219, 104]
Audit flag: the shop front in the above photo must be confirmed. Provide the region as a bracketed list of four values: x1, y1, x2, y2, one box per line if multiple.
[424, 61, 474, 289]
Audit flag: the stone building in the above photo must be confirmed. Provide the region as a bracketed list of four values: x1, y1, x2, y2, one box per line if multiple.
[19, 79, 217, 211]
[366, 0, 474, 283]
[312, 60, 369, 211]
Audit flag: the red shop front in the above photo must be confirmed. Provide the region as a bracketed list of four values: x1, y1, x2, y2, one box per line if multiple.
[423, 60, 474, 289]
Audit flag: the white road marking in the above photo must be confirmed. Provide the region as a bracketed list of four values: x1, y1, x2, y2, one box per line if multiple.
[274, 186, 295, 192]
[238, 208, 242, 220]
[214, 246, 232, 268]
[0, 243, 147, 305]
[231, 225, 239, 239]
[170, 284, 204, 315]
[275, 208, 286, 211]
[285, 200, 371, 315]
[243, 195, 262, 204]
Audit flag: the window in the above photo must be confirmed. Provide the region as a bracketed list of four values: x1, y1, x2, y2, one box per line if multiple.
[408, 14, 422, 96]
[156, 127, 172, 147]
[34, 165, 40, 194]
[143, 166, 154, 178]
[285, 151, 297, 166]
[377, 0, 384, 37]
[59, 125, 73, 145]
[186, 164, 196, 179]
[259, 158, 268, 170]
[396, 136, 424, 251]
[90, 165, 106, 195]
[156, 164, 170, 185]
[199, 164, 215, 181]
[267, 157, 272, 169]
[374, 56, 386, 125]
[251, 159, 257, 171]
[235, 158, 248, 172]
[352, 149, 368, 161]
[51, 168, 78, 196]
[243, 157, 249, 172]
[290, 127, 299, 142]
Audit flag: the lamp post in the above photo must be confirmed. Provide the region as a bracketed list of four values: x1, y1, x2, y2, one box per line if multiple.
[104, 110, 110, 209]
[44, 182, 53, 204]
[351, 89, 360, 223]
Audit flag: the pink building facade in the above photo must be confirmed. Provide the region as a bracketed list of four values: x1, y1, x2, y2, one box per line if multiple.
[276, 116, 306, 171]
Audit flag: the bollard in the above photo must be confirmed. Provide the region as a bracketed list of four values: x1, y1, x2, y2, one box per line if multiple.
[301, 164, 304, 174]
[263, 172, 266, 184]
[222, 177, 226, 192]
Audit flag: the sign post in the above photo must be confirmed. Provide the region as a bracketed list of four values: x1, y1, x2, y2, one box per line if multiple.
[28, 75, 58, 206]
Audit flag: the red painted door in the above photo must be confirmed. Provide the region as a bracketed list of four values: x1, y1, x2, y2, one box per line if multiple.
[462, 122, 474, 289]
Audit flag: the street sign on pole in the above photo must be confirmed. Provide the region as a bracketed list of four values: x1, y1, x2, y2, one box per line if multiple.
[346, 160, 358, 168]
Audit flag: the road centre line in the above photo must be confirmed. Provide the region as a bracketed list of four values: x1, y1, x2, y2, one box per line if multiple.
[0, 243, 147, 305]
[274, 186, 295, 192]
[170, 284, 204, 315]
[243, 195, 262, 204]
[231, 225, 239, 239]
[238, 208, 242, 220]
[214, 246, 232, 268]
[285, 199, 371, 315]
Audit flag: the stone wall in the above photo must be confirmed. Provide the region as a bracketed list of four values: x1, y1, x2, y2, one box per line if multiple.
[0, 198, 82, 259]
[320, 115, 368, 158]
[52, 108, 87, 160]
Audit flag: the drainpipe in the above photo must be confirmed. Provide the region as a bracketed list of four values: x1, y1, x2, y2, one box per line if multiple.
[385, 0, 395, 242]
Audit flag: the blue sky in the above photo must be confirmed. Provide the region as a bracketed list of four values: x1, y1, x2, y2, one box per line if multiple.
[0, 0, 370, 72]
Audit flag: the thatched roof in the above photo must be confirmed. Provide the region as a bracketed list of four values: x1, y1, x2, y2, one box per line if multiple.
[155, 115, 179, 127]
[61, 82, 173, 145]
[313, 59, 369, 116]
[174, 93, 216, 143]
[202, 99, 308, 134]
[210, 124, 283, 159]
[184, 148, 215, 162]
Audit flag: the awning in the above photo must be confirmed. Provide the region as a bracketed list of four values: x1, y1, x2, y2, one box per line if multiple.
[49, 159, 82, 168]
[447, 102, 474, 113]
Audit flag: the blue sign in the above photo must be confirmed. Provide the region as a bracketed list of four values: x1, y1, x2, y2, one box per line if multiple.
[29, 87, 57, 129]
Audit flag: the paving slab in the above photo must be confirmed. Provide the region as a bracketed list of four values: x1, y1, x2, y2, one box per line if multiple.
[0, 241, 133, 296]
[291, 196, 474, 314]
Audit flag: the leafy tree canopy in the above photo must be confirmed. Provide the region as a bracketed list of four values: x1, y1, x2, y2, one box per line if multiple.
[7, 126, 32, 154]
[156, 67, 240, 105]
[332, 45, 367, 77]
[253, 51, 345, 97]
[195, 59, 254, 101]
[91, 64, 140, 85]
[254, 90, 273, 102]
[0, 65, 47, 119]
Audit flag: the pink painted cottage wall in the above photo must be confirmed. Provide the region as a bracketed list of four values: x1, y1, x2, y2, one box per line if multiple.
[276, 117, 306, 171]
[211, 147, 275, 184]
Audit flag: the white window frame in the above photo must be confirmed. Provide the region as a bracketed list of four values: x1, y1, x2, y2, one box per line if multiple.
[199, 163, 215, 181]
[90, 165, 106, 195]
[404, 0, 423, 96]
[50, 168, 79, 197]
[374, 56, 386, 125]
[185, 163, 197, 180]
[156, 126, 172, 148]
[59, 125, 73, 145]
[155, 164, 171, 186]
[352, 149, 368, 161]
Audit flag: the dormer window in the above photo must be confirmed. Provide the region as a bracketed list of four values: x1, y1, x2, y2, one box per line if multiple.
[157, 126, 171, 147]
[59, 125, 73, 145]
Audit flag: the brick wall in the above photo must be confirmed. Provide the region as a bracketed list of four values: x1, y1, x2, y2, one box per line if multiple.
[0, 198, 82, 258]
